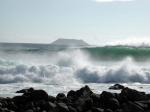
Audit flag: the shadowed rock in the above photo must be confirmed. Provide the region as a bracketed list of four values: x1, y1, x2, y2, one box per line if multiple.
[109, 84, 125, 90]
[0, 85, 150, 112]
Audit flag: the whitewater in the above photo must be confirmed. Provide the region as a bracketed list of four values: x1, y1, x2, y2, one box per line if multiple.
[1, 43, 150, 97]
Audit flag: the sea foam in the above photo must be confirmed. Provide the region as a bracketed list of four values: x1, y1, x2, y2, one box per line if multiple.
[0, 49, 150, 84]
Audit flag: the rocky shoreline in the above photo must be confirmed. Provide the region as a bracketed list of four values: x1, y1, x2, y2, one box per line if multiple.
[0, 84, 150, 112]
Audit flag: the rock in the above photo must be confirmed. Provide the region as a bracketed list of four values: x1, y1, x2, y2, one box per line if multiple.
[104, 109, 113, 112]
[16, 88, 34, 94]
[56, 93, 68, 103]
[91, 93, 100, 107]
[122, 101, 144, 112]
[68, 106, 77, 112]
[120, 87, 147, 101]
[25, 109, 34, 112]
[108, 98, 120, 110]
[1, 86, 150, 112]
[100, 91, 115, 100]
[29, 90, 49, 101]
[109, 84, 124, 90]
[76, 85, 93, 98]
[57, 102, 69, 112]
[67, 90, 76, 100]
[92, 107, 104, 112]
[43, 102, 56, 111]
[135, 101, 148, 109]
[48, 95, 56, 103]
[100, 91, 115, 108]
[13, 95, 28, 104]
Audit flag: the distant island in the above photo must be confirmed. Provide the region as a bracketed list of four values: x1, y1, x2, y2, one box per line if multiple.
[50, 38, 89, 46]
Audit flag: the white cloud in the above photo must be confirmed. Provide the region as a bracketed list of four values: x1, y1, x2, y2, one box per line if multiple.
[94, 0, 135, 3]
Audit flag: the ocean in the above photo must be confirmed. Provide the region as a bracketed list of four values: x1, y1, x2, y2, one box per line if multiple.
[1, 43, 150, 97]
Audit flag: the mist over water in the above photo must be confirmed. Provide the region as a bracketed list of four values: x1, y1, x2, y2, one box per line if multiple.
[1, 44, 150, 96]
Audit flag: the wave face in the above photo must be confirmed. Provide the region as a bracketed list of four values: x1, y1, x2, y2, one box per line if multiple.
[82, 46, 150, 61]
[1, 44, 150, 84]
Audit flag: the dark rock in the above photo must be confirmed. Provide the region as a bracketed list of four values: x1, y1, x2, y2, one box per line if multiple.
[1, 86, 150, 112]
[43, 102, 56, 111]
[56, 93, 68, 103]
[100, 91, 115, 108]
[16, 88, 34, 94]
[91, 93, 100, 107]
[120, 87, 147, 101]
[13, 95, 28, 104]
[109, 84, 124, 90]
[135, 101, 149, 109]
[76, 85, 93, 98]
[67, 90, 76, 100]
[25, 109, 34, 112]
[24, 101, 34, 110]
[29, 90, 49, 101]
[100, 91, 115, 100]
[104, 109, 113, 112]
[122, 101, 145, 112]
[57, 102, 69, 112]
[108, 98, 120, 110]
[48, 95, 56, 103]
[92, 107, 104, 112]
[68, 106, 77, 112]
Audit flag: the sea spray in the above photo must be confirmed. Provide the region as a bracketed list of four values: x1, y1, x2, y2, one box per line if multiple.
[0, 50, 150, 84]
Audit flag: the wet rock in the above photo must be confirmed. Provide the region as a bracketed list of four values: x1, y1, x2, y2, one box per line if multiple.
[28, 90, 49, 101]
[122, 101, 144, 112]
[56, 93, 68, 103]
[108, 98, 120, 110]
[76, 85, 93, 98]
[68, 106, 77, 112]
[67, 90, 76, 100]
[48, 95, 56, 103]
[16, 88, 34, 94]
[92, 107, 104, 112]
[1, 86, 150, 112]
[109, 84, 124, 90]
[91, 93, 100, 107]
[100, 91, 115, 108]
[120, 87, 147, 101]
[25, 109, 34, 112]
[104, 109, 113, 112]
[57, 102, 69, 112]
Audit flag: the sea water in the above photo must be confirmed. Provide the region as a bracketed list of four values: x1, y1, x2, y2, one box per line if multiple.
[1, 43, 150, 97]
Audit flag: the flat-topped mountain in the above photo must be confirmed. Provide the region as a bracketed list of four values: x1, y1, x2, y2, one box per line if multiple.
[51, 38, 89, 46]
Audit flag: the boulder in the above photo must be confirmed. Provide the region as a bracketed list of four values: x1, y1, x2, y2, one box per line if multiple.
[57, 102, 69, 112]
[56, 93, 68, 103]
[28, 90, 49, 101]
[120, 87, 147, 101]
[109, 84, 124, 90]
[16, 88, 34, 94]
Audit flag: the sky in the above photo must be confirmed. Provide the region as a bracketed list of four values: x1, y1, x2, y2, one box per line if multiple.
[0, 0, 150, 45]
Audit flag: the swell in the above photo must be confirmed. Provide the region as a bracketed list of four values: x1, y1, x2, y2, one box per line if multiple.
[1, 45, 150, 61]
[81, 46, 150, 61]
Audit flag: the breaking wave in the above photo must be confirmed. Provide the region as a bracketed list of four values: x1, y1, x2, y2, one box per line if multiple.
[0, 48, 150, 84]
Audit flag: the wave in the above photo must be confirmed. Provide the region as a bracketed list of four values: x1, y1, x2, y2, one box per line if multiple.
[1, 44, 150, 62]
[0, 49, 150, 84]
[82, 46, 150, 61]
[76, 58, 150, 83]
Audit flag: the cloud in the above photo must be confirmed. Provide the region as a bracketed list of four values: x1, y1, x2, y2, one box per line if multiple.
[94, 0, 135, 3]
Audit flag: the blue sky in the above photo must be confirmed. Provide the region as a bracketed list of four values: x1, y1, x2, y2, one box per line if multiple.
[0, 0, 150, 45]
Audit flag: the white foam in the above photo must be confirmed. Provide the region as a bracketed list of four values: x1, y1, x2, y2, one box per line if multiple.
[0, 50, 150, 84]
